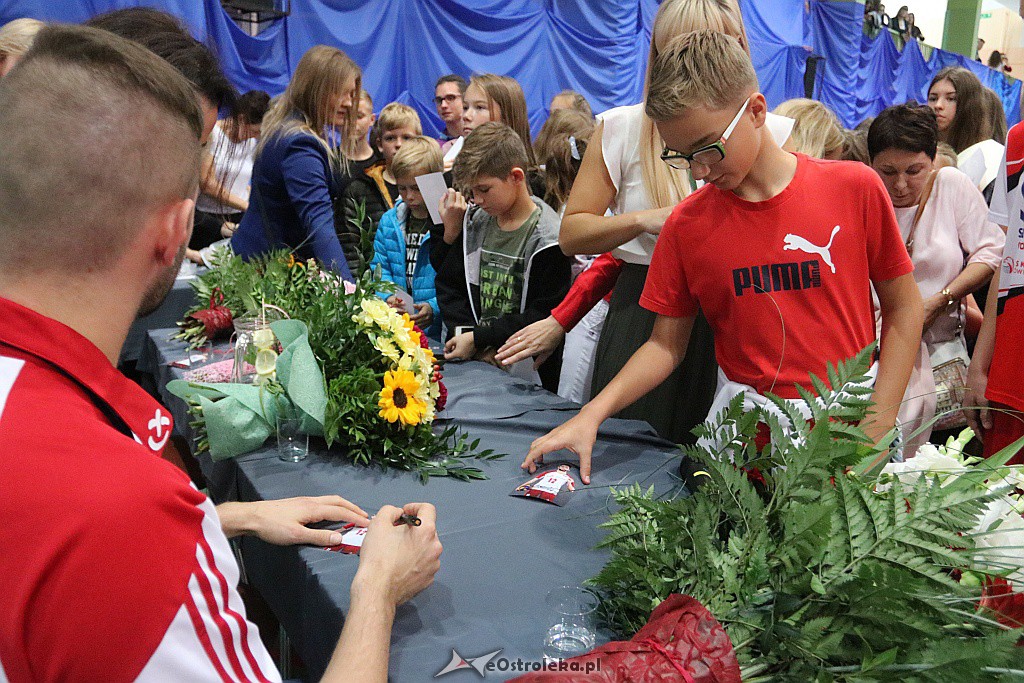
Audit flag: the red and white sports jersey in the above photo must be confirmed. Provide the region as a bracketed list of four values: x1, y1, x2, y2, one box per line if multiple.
[0, 296, 279, 682]
[987, 123, 1024, 413]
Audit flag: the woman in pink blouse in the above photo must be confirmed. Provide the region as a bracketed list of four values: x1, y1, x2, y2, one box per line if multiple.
[868, 105, 1005, 455]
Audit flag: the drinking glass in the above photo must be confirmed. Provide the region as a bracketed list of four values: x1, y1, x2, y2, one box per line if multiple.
[276, 416, 308, 462]
[543, 585, 598, 661]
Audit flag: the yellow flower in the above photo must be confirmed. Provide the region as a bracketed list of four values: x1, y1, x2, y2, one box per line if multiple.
[375, 336, 401, 364]
[358, 298, 393, 330]
[378, 369, 427, 426]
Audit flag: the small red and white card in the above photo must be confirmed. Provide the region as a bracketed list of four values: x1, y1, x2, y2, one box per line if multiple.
[324, 524, 368, 554]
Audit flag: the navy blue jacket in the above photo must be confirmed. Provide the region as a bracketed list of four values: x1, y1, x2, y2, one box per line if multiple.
[232, 131, 353, 280]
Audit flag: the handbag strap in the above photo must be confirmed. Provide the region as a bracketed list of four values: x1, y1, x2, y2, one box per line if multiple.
[904, 170, 937, 258]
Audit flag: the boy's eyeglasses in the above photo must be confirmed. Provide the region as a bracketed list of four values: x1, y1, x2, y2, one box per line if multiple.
[660, 96, 751, 170]
[434, 94, 461, 105]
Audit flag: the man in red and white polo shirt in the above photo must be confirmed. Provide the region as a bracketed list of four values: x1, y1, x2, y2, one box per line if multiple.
[967, 122, 1024, 462]
[0, 25, 441, 682]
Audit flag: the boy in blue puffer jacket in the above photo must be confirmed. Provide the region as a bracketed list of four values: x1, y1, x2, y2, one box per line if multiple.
[371, 137, 443, 339]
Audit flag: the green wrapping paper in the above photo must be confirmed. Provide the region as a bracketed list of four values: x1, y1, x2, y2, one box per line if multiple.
[167, 319, 327, 461]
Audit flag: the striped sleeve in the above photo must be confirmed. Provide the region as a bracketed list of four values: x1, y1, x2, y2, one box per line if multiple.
[136, 495, 280, 683]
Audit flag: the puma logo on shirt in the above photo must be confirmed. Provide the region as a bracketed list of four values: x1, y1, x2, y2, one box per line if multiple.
[783, 225, 841, 274]
[732, 226, 841, 297]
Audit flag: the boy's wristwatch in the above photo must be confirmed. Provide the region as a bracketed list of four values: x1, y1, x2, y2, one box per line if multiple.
[454, 326, 474, 337]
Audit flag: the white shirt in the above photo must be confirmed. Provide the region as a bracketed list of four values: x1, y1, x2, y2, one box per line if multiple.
[197, 122, 257, 215]
[598, 104, 795, 265]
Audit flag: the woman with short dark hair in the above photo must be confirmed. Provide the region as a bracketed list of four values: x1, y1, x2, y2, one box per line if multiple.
[868, 104, 1004, 455]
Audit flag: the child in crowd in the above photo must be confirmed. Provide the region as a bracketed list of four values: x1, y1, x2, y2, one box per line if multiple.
[534, 109, 596, 215]
[371, 137, 443, 339]
[549, 89, 593, 118]
[438, 122, 572, 392]
[338, 102, 421, 274]
[343, 90, 381, 181]
[445, 74, 544, 196]
[966, 120, 1024, 463]
[435, 74, 466, 145]
[523, 31, 923, 483]
[773, 98, 846, 160]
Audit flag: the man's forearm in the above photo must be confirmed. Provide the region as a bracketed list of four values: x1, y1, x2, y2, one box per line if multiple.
[216, 502, 254, 539]
[321, 579, 396, 683]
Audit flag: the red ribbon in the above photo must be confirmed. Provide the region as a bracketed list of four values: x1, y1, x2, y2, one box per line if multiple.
[637, 637, 695, 683]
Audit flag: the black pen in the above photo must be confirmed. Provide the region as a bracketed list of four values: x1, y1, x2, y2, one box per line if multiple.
[395, 513, 421, 527]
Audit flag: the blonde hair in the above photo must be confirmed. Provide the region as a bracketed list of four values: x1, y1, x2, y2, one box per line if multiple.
[376, 102, 422, 136]
[552, 90, 593, 118]
[342, 89, 374, 158]
[646, 31, 757, 120]
[0, 18, 44, 60]
[841, 129, 869, 164]
[772, 98, 845, 159]
[453, 122, 529, 189]
[638, 0, 751, 209]
[468, 74, 537, 168]
[935, 142, 958, 169]
[391, 136, 442, 180]
[257, 45, 360, 167]
[535, 109, 595, 211]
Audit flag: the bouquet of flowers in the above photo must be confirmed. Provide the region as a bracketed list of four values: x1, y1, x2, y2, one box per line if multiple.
[592, 346, 1024, 681]
[168, 251, 499, 481]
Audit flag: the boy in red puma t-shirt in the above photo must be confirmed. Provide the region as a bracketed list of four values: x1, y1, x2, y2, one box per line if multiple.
[523, 31, 922, 483]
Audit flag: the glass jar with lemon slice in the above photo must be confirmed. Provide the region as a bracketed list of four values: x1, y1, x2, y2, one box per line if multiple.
[230, 308, 284, 384]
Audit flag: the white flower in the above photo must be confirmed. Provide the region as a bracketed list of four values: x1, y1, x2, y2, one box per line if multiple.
[879, 443, 967, 490]
[973, 496, 1024, 585]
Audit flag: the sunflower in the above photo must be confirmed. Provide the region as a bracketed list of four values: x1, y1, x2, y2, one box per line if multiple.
[378, 369, 427, 426]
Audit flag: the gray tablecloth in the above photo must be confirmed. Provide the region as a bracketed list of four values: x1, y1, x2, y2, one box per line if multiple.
[146, 330, 687, 682]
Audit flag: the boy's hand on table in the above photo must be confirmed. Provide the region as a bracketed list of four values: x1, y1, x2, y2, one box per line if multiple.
[522, 411, 600, 484]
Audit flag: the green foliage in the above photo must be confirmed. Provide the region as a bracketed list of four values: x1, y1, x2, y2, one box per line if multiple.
[176, 251, 502, 480]
[591, 346, 1024, 681]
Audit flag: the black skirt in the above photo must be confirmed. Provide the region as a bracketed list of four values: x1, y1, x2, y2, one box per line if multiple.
[590, 262, 718, 445]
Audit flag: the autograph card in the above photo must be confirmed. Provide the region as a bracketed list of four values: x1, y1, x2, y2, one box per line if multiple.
[510, 464, 578, 506]
[324, 524, 368, 555]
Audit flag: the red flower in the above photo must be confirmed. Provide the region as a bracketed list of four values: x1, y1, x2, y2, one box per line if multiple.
[742, 466, 767, 487]
[980, 577, 1024, 628]
[416, 326, 431, 349]
[435, 380, 447, 411]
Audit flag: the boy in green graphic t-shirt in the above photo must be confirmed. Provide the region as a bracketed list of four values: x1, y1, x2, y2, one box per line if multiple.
[435, 122, 571, 392]
[479, 209, 541, 323]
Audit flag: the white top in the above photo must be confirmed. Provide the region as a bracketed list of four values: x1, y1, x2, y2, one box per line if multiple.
[196, 121, 257, 214]
[598, 104, 795, 264]
[958, 138, 1005, 194]
[893, 167, 1004, 344]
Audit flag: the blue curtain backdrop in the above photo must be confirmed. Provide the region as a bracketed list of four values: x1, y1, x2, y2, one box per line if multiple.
[1, 0, 1017, 135]
[808, 0, 1021, 129]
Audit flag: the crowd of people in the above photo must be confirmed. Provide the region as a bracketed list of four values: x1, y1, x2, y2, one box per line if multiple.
[0, 0, 1022, 679]
[864, 2, 925, 43]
